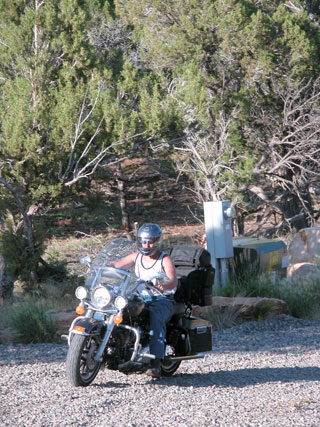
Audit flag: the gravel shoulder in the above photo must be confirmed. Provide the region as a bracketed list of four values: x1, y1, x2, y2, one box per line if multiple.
[1, 315, 320, 427]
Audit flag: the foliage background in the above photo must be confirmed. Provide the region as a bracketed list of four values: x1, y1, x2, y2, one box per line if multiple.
[0, 0, 319, 288]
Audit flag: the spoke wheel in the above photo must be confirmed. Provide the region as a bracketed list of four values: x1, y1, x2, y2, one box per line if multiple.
[66, 334, 101, 387]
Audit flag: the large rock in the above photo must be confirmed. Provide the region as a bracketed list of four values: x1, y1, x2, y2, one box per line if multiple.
[288, 227, 320, 265]
[46, 308, 77, 339]
[287, 227, 320, 279]
[287, 262, 320, 279]
[0, 327, 18, 344]
[192, 296, 289, 327]
[0, 309, 77, 344]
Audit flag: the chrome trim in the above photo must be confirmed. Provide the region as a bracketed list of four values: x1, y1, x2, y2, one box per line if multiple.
[117, 325, 145, 369]
[67, 316, 86, 346]
[94, 315, 115, 362]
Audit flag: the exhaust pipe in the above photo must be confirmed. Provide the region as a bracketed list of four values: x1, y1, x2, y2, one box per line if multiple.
[167, 352, 206, 362]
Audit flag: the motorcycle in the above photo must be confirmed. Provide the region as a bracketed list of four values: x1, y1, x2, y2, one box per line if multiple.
[65, 238, 213, 387]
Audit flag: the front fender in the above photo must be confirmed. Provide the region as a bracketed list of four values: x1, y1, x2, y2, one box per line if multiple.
[68, 317, 102, 345]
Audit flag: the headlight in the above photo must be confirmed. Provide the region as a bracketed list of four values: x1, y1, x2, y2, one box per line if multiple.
[92, 286, 111, 308]
[75, 286, 88, 300]
[115, 296, 127, 310]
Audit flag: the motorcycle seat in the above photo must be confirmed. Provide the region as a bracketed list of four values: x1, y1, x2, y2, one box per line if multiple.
[171, 302, 186, 316]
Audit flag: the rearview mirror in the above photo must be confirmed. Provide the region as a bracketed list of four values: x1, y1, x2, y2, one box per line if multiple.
[80, 256, 92, 267]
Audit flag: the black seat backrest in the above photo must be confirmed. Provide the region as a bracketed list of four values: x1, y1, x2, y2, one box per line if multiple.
[169, 245, 215, 307]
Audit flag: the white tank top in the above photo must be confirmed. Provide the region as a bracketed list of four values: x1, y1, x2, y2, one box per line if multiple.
[135, 252, 176, 296]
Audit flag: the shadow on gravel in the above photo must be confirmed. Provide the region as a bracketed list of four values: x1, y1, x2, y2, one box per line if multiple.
[86, 367, 320, 390]
[160, 366, 320, 388]
[92, 380, 131, 389]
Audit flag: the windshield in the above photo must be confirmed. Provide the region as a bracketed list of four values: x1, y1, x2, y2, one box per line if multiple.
[93, 238, 137, 269]
[84, 238, 166, 299]
[85, 265, 138, 295]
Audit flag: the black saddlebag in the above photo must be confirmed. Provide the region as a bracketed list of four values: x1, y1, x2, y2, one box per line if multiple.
[183, 316, 212, 353]
[170, 245, 215, 306]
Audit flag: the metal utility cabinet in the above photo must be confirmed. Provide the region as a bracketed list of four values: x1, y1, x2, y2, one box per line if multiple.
[204, 200, 288, 287]
[232, 237, 288, 282]
[204, 200, 235, 287]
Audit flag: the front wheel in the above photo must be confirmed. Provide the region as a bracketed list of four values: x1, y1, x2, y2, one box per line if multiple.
[66, 334, 101, 387]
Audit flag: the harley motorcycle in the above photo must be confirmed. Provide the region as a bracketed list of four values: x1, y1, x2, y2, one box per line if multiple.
[65, 238, 212, 387]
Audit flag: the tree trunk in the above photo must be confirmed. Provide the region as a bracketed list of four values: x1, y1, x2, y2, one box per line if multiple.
[0, 255, 14, 301]
[233, 207, 245, 236]
[281, 191, 312, 231]
[116, 163, 132, 238]
[0, 177, 38, 284]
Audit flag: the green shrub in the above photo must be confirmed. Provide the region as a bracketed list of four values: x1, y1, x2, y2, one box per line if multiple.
[214, 268, 276, 299]
[4, 300, 58, 343]
[278, 274, 320, 319]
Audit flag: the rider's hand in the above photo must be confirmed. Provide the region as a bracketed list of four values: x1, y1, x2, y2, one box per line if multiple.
[156, 284, 164, 293]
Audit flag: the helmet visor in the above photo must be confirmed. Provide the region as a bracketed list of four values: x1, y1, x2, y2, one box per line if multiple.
[137, 236, 162, 255]
[138, 237, 160, 245]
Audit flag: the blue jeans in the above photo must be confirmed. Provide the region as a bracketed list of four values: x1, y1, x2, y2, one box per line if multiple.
[147, 297, 175, 359]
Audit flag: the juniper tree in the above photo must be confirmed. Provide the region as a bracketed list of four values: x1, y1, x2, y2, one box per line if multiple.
[0, 0, 113, 285]
[0, 1, 182, 284]
[116, 0, 320, 234]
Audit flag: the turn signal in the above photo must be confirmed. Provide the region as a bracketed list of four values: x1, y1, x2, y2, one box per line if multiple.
[74, 325, 85, 333]
[114, 314, 123, 325]
[76, 305, 85, 315]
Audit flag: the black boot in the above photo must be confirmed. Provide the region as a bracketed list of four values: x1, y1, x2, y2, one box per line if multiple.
[146, 358, 161, 378]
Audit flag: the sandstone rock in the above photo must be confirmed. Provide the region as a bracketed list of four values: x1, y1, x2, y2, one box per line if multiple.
[288, 227, 320, 265]
[46, 308, 77, 337]
[192, 296, 289, 327]
[0, 327, 18, 344]
[0, 309, 77, 344]
[287, 262, 320, 278]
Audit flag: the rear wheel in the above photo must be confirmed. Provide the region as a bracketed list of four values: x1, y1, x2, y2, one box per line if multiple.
[161, 358, 181, 376]
[160, 345, 181, 377]
[66, 334, 101, 387]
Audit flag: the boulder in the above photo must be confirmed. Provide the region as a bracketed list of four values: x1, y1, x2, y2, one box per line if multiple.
[0, 309, 77, 344]
[287, 262, 320, 279]
[192, 296, 289, 327]
[0, 327, 18, 344]
[288, 227, 320, 265]
[45, 308, 77, 338]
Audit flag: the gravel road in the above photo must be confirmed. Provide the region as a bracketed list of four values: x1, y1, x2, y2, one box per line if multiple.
[1, 314, 320, 427]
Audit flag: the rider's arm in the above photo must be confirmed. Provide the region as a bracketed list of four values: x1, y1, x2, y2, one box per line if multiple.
[156, 255, 177, 293]
[111, 252, 138, 270]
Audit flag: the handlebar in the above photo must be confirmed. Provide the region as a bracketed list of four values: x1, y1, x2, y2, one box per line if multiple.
[144, 280, 163, 296]
[84, 262, 169, 296]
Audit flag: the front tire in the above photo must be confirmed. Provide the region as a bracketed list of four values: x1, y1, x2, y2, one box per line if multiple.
[66, 334, 101, 387]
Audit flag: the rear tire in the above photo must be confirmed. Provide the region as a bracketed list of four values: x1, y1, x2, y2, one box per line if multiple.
[160, 358, 181, 376]
[160, 345, 181, 377]
[66, 334, 101, 387]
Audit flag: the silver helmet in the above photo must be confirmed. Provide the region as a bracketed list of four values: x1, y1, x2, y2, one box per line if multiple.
[136, 223, 162, 256]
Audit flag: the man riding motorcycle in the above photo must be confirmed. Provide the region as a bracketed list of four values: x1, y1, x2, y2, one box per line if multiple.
[111, 223, 177, 378]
